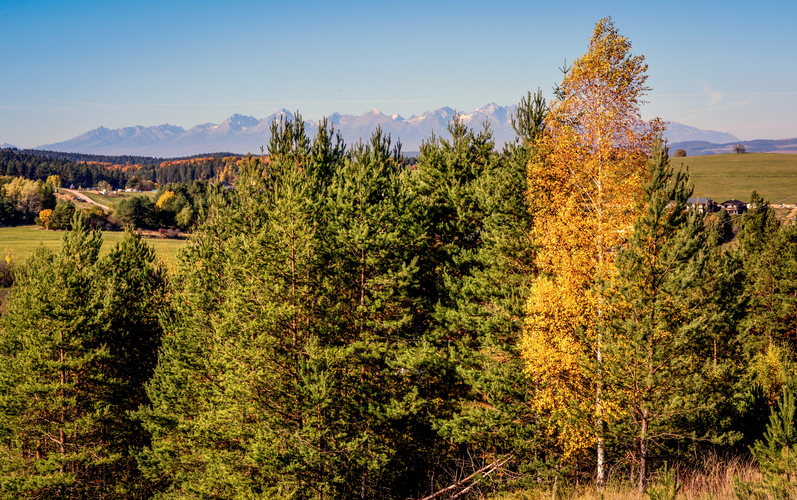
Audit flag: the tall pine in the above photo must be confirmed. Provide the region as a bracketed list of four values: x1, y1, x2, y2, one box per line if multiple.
[602, 144, 736, 492]
[0, 216, 165, 498]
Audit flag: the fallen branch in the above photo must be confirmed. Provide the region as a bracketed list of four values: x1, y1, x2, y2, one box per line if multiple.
[418, 454, 514, 500]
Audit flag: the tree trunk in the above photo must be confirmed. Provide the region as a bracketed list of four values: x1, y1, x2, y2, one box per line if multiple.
[639, 409, 649, 494]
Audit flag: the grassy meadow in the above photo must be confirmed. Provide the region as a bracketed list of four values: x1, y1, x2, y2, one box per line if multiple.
[672, 153, 797, 203]
[0, 225, 187, 269]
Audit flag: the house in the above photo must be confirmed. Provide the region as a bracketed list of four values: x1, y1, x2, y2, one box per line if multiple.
[687, 197, 717, 214]
[719, 199, 747, 216]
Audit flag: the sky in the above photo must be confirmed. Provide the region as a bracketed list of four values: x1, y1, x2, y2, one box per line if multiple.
[1, 0, 796, 148]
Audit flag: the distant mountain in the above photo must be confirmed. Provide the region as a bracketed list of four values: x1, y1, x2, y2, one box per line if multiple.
[663, 122, 739, 145]
[670, 138, 797, 156]
[0, 143, 17, 149]
[36, 105, 521, 157]
[36, 106, 770, 158]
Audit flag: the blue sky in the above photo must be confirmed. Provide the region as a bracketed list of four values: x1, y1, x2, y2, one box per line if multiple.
[2, 0, 795, 148]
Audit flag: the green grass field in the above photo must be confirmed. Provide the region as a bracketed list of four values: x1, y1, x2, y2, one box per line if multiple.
[0, 226, 187, 269]
[672, 153, 797, 204]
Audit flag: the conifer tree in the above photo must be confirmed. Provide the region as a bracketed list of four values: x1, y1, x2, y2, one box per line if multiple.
[0, 215, 165, 498]
[139, 118, 437, 498]
[603, 145, 732, 492]
[138, 117, 331, 497]
[738, 192, 797, 361]
[735, 388, 797, 499]
[435, 90, 556, 491]
[403, 114, 502, 488]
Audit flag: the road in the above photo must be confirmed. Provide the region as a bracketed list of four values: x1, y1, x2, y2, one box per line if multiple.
[61, 189, 110, 212]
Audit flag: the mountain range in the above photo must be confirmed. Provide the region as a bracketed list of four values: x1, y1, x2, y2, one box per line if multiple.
[14, 105, 790, 158]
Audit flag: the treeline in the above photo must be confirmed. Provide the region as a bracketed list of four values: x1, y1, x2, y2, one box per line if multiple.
[0, 149, 127, 190]
[15, 149, 167, 166]
[19, 148, 239, 166]
[137, 156, 238, 185]
[0, 149, 243, 190]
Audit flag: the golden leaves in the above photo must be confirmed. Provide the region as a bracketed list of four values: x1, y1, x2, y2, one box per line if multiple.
[522, 17, 661, 459]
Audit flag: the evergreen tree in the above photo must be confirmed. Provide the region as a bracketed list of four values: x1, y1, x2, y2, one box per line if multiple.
[320, 128, 439, 496]
[139, 118, 432, 498]
[95, 230, 169, 497]
[435, 90, 559, 493]
[735, 388, 797, 499]
[602, 145, 736, 492]
[0, 215, 165, 498]
[403, 114, 502, 491]
[49, 199, 76, 230]
[738, 192, 797, 355]
[0, 216, 106, 498]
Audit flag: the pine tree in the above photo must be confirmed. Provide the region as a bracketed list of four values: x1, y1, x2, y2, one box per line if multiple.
[95, 230, 169, 497]
[404, 114, 502, 491]
[434, 90, 559, 492]
[320, 128, 437, 496]
[137, 117, 332, 498]
[139, 118, 437, 498]
[0, 215, 165, 498]
[738, 192, 797, 355]
[602, 144, 735, 492]
[735, 388, 797, 499]
[0, 216, 106, 498]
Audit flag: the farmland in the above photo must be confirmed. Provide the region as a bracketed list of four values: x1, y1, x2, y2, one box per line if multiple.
[0, 225, 186, 268]
[673, 152, 797, 203]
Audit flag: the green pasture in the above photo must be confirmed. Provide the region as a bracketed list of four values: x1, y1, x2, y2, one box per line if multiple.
[0, 226, 187, 269]
[672, 153, 797, 204]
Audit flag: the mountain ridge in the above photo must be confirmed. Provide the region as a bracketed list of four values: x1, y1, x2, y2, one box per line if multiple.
[26, 105, 780, 157]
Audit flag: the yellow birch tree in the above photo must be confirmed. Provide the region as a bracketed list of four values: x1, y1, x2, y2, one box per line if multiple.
[521, 17, 662, 487]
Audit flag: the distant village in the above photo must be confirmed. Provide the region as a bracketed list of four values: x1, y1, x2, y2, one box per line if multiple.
[688, 197, 796, 215]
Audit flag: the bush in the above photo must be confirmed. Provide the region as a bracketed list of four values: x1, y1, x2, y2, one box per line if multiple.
[0, 252, 13, 287]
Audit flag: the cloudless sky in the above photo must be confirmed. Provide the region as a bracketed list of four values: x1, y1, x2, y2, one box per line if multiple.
[2, 0, 796, 148]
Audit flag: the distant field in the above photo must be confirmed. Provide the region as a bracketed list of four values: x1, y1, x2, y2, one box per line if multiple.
[73, 190, 157, 210]
[0, 226, 187, 269]
[671, 153, 797, 203]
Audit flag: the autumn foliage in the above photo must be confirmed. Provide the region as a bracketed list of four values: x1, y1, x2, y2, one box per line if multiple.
[521, 17, 663, 471]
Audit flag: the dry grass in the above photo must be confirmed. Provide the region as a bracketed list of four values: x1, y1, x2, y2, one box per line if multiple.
[487, 452, 760, 499]
[676, 452, 759, 499]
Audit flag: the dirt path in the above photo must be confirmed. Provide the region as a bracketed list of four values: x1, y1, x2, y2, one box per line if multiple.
[785, 206, 797, 223]
[61, 189, 110, 212]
